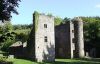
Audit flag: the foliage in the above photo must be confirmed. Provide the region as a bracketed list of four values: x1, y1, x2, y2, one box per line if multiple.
[0, 56, 13, 64]
[0, 22, 13, 34]
[0, 56, 7, 62]
[13, 24, 32, 30]
[0, 26, 3, 34]
[0, 22, 15, 51]
[81, 17, 100, 51]
[0, 0, 21, 22]
[4, 22, 13, 32]
[0, 22, 14, 41]
[16, 32, 29, 43]
[34, 11, 39, 32]
[1, 32, 16, 51]
[54, 17, 63, 26]
[63, 17, 70, 24]
[0, 22, 32, 51]
[0, 29, 30, 51]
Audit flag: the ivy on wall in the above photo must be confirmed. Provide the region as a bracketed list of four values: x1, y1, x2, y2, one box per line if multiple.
[33, 11, 39, 32]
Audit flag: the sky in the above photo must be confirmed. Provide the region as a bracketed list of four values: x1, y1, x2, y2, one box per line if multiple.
[11, 0, 100, 25]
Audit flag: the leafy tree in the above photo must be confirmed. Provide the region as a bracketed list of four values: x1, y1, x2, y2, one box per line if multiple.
[54, 17, 63, 26]
[81, 17, 100, 53]
[63, 17, 70, 24]
[16, 33, 29, 43]
[4, 22, 13, 32]
[0, 0, 21, 22]
[1, 32, 16, 51]
[0, 22, 14, 51]
[0, 22, 13, 33]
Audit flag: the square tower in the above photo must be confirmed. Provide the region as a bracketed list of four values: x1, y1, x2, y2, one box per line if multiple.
[33, 12, 55, 62]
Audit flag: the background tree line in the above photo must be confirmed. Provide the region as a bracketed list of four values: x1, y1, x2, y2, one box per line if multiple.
[82, 17, 100, 57]
[0, 16, 100, 54]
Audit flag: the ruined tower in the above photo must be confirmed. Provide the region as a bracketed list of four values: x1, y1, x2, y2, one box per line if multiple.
[32, 12, 55, 62]
[73, 17, 85, 58]
[27, 12, 85, 60]
[55, 20, 75, 59]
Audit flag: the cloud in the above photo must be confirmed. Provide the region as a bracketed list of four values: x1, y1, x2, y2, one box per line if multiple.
[95, 4, 100, 8]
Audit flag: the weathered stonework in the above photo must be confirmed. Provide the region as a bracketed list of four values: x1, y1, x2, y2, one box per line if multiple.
[73, 17, 85, 58]
[27, 12, 85, 61]
[35, 14, 55, 62]
[55, 21, 75, 58]
[55, 17, 85, 58]
[27, 12, 55, 62]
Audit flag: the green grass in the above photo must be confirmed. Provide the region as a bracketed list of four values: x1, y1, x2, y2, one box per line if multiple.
[7, 58, 34, 64]
[6, 58, 100, 64]
[54, 58, 100, 64]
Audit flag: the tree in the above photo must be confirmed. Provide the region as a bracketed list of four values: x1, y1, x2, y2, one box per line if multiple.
[54, 17, 63, 26]
[81, 17, 100, 55]
[0, 0, 21, 22]
[0, 22, 13, 34]
[63, 17, 70, 24]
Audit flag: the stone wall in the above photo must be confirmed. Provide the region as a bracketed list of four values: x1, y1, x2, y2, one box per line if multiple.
[55, 21, 75, 58]
[27, 12, 85, 61]
[27, 12, 55, 62]
[55, 18, 85, 58]
[35, 14, 55, 62]
[73, 17, 85, 58]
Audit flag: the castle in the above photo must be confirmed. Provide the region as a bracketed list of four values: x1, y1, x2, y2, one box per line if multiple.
[27, 12, 85, 62]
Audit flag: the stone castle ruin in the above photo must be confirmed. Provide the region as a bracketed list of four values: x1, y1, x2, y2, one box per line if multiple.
[27, 12, 85, 62]
[55, 18, 84, 59]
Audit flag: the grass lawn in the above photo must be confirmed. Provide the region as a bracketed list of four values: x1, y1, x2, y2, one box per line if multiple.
[7, 58, 100, 64]
[7, 58, 35, 64]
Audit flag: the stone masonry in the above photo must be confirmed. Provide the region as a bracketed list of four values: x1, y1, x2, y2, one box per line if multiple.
[73, 17, 85, 58]
[35, 14, 55, 62]
[27, 12, 55, 62]
[55, 17, 85, 58]
[27, 12, 85, 62]
[55, 21, 74, 58]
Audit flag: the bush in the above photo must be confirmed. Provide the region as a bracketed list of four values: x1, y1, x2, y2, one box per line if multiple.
[0, 56, 13, 64]
[0, 56, 7, 62]
[1, 38, 15, 51]
[0, 32, 16, 51]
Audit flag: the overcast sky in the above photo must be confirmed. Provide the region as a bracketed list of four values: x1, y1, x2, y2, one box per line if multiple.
[11, 0, 100, 25]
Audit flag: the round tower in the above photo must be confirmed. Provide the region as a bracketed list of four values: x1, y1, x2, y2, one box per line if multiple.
[73, 17, 84, 58]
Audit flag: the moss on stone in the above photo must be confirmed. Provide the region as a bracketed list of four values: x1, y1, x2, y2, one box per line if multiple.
[33, 11, 39, 32]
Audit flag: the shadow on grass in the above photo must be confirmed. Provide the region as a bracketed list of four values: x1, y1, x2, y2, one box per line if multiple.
[39, 58, 100, 64]
[47, 61, 100, 64]
[53, 61, 100, 64]
[36, 59, 100, 64]
[17, 58, 100, 64]
[75, 58, 100, 63]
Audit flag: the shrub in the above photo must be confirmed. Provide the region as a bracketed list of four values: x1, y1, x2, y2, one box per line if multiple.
[0, 56, 7, 62]
[0, 56, 13, 64]
[0, 32, 16, 52]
